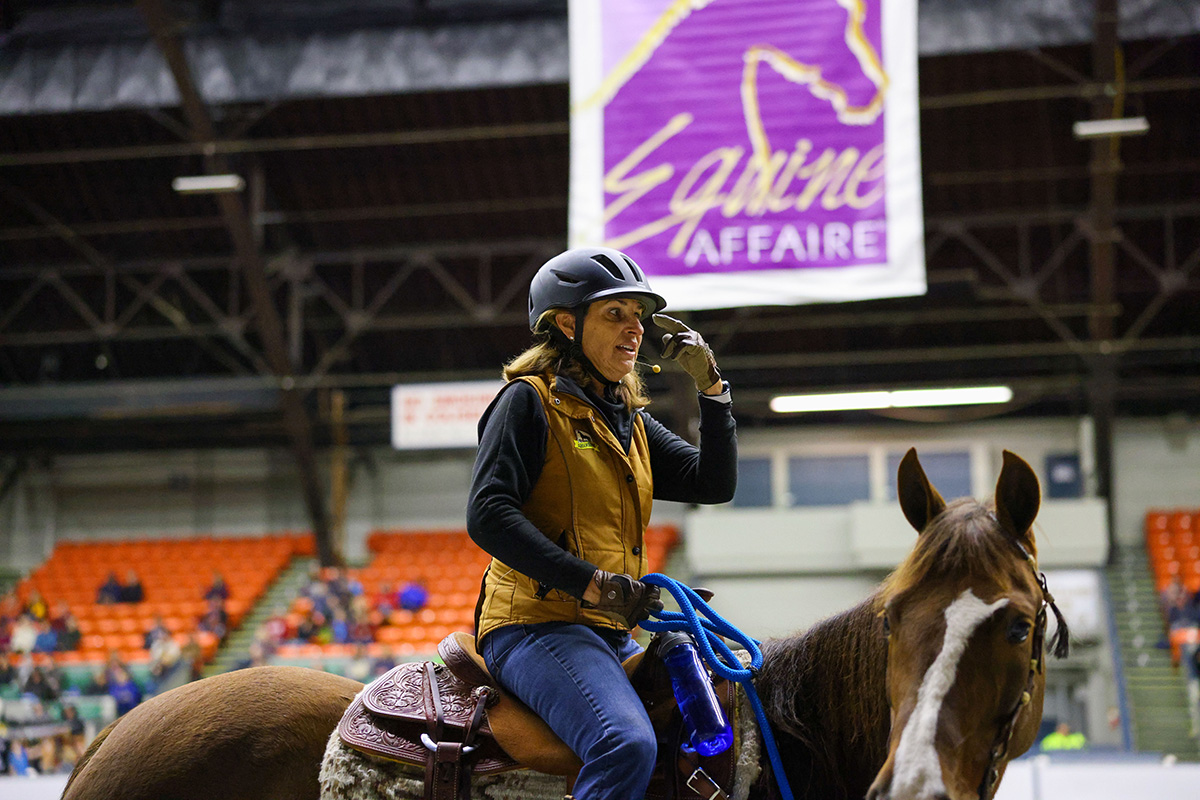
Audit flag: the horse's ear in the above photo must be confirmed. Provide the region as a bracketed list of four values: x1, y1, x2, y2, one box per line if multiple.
[995, 450, 1040, 545]
[897, 448, 946, 534]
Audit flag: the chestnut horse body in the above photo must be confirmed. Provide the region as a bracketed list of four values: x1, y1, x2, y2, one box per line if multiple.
[62, 450, 1064, 800]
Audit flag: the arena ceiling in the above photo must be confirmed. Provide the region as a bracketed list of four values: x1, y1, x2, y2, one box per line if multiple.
[1, 1, 1199, 457]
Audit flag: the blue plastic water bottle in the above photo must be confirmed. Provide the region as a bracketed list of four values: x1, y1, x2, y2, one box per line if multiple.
[660, 632, 733, 756]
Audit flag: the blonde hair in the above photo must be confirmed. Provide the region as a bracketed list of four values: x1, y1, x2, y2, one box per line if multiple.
[503, 309, 651, 410]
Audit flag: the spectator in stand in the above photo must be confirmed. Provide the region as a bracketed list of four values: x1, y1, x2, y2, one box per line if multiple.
[371, 647, 399, 679]
[7, 740, 34, 776]
[118, 569, 145, 604]
[24, 590, 49, 621]
[57, 614, 82, 652]
[373, 583, 396, 614]
[96, 571, 123, 604]
[148, 630, 181, 690]
[81, 666, 109, 695]
[397, 581, 428, 612]
[198, 597, 229, 641]
[103, 650, 130, 684]
[108, 665, 143, 716]
[143, 617, 171, 650]
[62, 704, 87, 753]
[330, 608, 351, 645]
[0, 646, 15, 687]
[10, 614, 37, 653]
[204, 571, 229, 603]
[350, 595, 375, 644]
[346, 645, 372, 683]
[180, 635, 204, 682]
[22, 667, 59, 702]
[1039, 721, 1087, 751]
[262, 606, 288, 646]
[32, 620, 58, 653]
[295, 612, 319, 644]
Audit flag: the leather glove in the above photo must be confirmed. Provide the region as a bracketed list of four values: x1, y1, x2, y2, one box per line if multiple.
[652, 314, 722, 392]
[581, 571, 664, 628]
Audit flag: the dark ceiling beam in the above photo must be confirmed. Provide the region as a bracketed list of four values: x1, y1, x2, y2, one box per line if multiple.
[919, 75, 1200, 110]
[0, 196, 569, 241]
[137, 0, 336, 567]
[0, 121, 570, 168]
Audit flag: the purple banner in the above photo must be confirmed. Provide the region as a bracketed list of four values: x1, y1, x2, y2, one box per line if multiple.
[570, 0, 924, 308]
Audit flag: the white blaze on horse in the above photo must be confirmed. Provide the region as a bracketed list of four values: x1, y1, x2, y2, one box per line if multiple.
[61, 449, 1066, 800]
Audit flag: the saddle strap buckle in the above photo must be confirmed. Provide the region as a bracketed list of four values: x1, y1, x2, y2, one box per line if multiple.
[685, 765, 728, 800]
[420, 733, 478, 756]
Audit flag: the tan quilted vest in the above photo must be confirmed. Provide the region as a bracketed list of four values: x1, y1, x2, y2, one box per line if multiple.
[476, 374, 654, 642]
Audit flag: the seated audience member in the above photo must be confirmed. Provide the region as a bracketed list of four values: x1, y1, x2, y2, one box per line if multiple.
[118, 569, 145, 603]
[108, 665, 143, 716]
[398, 582, 428, 612]
[32, 621, 58, 653]
[232, 639, 270, 671]
[346, 644, 372, 683]
[22, 667, 59, 702]
[9, 614, 37, 653]
[143, 617, 171, 650]
[261, 607, 288, 645]
[0, 647, 16, 686]
[330, 609, 351, 645]
[96, 572, 123, 604]
[62, 703, 86, 745]
[204, 571, 229, 603]
[24, 590, 49, 621]
[148, 631, 182, 687]
[372, 583, 396, 614]
[7, 739, 34, 777]
[57, 614, 82, 651]
[198, 597, 229, 641]
[1040, 721, 1087, 751]
[81, 666, 109, 695]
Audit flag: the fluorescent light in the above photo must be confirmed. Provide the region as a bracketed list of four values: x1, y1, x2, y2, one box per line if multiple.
[770, 385, 1013, 414]
[770, 391, 891, 413]
[1072, 117, 1149, 139]
[172, 174, 245, 194]
[889, 386, 1013, 407]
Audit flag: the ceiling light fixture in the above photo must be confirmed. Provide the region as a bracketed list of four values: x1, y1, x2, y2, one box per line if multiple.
[770, 385, 1013, 414]
[171, 174, 246, 194]
[1072, 117, 1149, 139]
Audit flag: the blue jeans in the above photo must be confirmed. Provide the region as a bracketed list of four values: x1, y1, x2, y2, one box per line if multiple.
[481, 622, 655, 800]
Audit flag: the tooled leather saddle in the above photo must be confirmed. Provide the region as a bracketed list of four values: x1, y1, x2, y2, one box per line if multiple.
[337, 630, 739, 800]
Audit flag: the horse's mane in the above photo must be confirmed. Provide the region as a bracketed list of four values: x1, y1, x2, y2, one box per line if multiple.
[755, 597, 889, 799]
[881, 498, 1032, 603]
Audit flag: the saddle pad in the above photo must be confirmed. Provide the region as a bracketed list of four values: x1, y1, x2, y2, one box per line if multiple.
[338, 662, 520, 775]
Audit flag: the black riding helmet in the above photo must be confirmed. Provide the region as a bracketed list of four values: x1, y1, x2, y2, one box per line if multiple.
[528, 246, 666, 331]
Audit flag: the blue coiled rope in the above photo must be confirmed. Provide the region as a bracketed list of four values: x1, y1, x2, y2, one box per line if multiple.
[639, 573, 794, 800]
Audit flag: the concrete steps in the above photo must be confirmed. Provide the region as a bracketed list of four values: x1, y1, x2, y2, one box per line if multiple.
[1107, 546, 1200, 760]
[203, 556, 317, 677]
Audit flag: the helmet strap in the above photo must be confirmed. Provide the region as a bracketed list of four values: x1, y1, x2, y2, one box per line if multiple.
[550, 309, 620, 393]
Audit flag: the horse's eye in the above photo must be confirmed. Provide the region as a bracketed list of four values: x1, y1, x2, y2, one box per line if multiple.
[1007, 619, 1031, 644]
[882, 615, 891, 638]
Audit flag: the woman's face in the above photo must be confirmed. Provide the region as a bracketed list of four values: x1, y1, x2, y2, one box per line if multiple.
[556, 298, 646, 382]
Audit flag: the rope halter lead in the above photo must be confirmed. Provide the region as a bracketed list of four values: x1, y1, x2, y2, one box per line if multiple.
[977, 541, 1069, 800]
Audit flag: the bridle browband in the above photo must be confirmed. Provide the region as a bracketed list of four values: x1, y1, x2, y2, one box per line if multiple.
[976, 538, 1067, 800]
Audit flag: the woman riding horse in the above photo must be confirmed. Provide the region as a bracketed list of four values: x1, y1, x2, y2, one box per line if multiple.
[467, 246, 738, 800]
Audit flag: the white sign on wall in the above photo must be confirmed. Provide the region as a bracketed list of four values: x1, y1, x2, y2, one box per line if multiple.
[390, 381, 504, 450]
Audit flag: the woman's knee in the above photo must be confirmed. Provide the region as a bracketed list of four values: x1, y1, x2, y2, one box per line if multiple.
[596, 718, 657, 771]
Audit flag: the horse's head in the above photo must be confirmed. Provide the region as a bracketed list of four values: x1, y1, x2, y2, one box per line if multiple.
[866, 449, 1068, 800]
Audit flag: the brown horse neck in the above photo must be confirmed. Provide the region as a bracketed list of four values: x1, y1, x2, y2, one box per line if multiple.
[753, 594, 891, 800]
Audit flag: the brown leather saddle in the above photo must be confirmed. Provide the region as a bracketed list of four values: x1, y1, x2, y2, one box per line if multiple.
[337, 630, 739, 800]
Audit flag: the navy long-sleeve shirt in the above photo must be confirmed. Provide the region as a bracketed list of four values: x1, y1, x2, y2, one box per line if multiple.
[467, 375, 737, 600]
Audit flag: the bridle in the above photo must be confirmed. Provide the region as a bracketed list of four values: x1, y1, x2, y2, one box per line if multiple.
[976, 541, 1066, 800]
[881, 533, 1067, 800]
